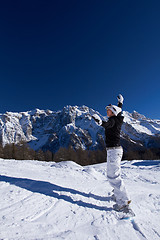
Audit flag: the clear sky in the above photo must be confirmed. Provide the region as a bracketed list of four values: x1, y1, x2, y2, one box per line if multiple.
[0, 0, 160, 119]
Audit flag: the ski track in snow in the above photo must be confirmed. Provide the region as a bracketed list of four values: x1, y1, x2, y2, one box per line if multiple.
[0, 159, 160, 240]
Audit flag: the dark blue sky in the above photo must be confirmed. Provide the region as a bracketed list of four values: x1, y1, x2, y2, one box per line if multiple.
[0, 0, 160, 119]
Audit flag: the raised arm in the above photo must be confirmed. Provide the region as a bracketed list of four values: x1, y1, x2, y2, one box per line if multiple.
[101, 117, 115, 128]
[117, 94, 124, 109]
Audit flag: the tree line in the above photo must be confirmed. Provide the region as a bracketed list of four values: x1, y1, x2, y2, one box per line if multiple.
[0, 142, 106, 166]
[0, 142, 159, 166]
[123, 148, 160, 160]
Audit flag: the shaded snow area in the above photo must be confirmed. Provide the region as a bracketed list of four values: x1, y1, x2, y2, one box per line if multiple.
[0, 159, 160, 240]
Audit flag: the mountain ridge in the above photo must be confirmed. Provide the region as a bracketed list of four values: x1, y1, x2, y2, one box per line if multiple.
[0, 105, 160, 152]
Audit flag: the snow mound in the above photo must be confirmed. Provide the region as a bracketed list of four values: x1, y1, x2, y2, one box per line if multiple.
[0, 158, 160, 240]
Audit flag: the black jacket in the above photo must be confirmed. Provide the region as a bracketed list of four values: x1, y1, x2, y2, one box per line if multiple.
[101, 103, 124, 148]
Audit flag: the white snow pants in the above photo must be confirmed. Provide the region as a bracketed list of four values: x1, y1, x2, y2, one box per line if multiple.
[107, 147, 130, 205]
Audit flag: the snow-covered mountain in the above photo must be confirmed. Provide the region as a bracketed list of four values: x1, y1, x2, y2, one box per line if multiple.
[122, 111, 160, 150]
[0, 106, 160, 152]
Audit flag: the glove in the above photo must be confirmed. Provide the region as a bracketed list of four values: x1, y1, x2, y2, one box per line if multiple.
[92, 114, 102, 125]
[117, 94, 124, 104]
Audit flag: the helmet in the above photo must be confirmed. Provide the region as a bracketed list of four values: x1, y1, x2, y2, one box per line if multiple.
[106, 104, 122, 116]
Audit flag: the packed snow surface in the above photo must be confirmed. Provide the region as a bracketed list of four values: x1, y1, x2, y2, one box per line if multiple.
[0, 158, 160, 240]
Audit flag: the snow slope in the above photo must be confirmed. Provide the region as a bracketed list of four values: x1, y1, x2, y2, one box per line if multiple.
[0, 158, 160, 240]
[123, 111, 160, 140]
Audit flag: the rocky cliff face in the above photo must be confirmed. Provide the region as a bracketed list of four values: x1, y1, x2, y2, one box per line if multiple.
[0, 106, 105, 152]
[122, 110, 160, 150]
[0, 106, 159, 152]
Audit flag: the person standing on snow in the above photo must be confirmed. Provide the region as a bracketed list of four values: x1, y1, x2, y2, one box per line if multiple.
[92, 94, 131, 212]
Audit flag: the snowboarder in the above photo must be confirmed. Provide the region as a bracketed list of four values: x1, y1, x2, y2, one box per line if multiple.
[92, 94, 131, 213]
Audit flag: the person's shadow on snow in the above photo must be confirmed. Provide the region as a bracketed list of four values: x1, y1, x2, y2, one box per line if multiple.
[0, 175, 112, 212]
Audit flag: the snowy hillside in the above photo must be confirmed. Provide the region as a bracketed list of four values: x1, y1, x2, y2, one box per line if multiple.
[0, 106, 160, 153]
[123, 111, 160, 143]
[0, 158, 160, 240]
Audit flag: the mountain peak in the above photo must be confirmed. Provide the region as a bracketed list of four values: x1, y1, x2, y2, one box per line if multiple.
[132, 110, 147, 120]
